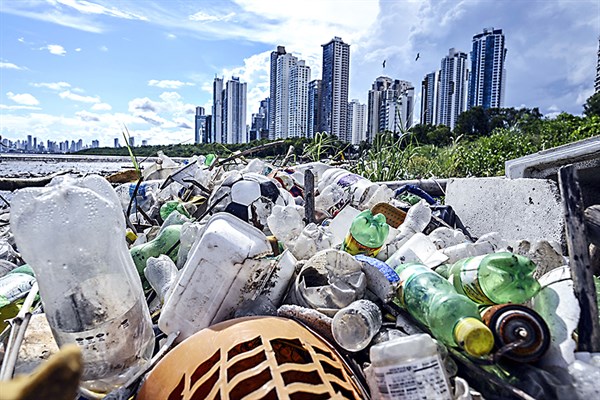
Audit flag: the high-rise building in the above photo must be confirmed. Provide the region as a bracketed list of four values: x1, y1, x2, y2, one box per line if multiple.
[142, 140, 148, 146]
[205, 115, 212, 143]
[269, 45, 287, 139]
[212, 77, 224, 143]
[223, 77, 247, 144]
[91, 140, 99, 148]
[308, 79, 322, 138]
[289, 61, 311, 138]
[194, 106, 207, 144]
[250, 98, 269, 141]
[367, 77, 414, 140]
[437, 48, 469, 129]
[27, 135, 32, 151]
[468, 27, 507, 109]
[114, 138, 119, 148]
[347, 99, 367, 144]
[320, 37, 350, 141]
[128, 136, 134, 147]
[275, 53, 298, 139]
[420, 71, 440, 126]
[595, 37, 600, 93]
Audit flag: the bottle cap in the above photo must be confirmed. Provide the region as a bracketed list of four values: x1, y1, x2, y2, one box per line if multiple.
[454, 317, 494, 357]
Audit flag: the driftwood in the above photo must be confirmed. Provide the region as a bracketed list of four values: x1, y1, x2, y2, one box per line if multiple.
[304, 170, 315, 224]
[0, 170, 73, 191]
[558, 165, 600, 352]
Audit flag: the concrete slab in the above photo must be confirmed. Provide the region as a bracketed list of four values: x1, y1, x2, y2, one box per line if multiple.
[445, 177, 564, 245]
[505, 136, 600, 207]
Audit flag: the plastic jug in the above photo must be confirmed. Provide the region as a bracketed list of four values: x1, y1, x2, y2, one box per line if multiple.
[10, 175, 154, 394]
[159, 213, 293, 342]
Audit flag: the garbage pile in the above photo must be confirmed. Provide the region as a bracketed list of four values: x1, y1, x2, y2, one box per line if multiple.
[0, 152, 598, 400]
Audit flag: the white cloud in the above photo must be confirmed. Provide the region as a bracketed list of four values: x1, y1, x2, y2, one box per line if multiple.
[59, 90, 100, 103]
[166, 33, 176, 39]
[91, 102, 112, 111]
[54, 0, 148, 21]
[189, 11, 235, 22]
[0, 61, 26, 70]
[6, 92, 40, 106]
[75, 47, 82, 52]
[148, 79, 195, 89]
[45, 44, 67, 56]
[17, 37, 25, 43]
[99, 45, 108, 52]
[32, 81, 72, 90]
[76, 110, 101, 122]
[0, 104, 41, 111]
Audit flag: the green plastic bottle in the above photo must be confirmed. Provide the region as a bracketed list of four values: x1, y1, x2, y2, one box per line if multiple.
[395, 263, 494, 357]
[342, 210, 389, 257]
[447, 252, 540, 305]
[130, 225, 182, 288]
[160, 201, 191, 221]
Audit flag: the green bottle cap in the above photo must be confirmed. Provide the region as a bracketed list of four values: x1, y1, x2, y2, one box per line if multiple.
[349, 210, 389, 248]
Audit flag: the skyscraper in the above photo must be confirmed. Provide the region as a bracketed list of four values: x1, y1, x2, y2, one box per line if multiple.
[289, 60, 311, 138]
[347, 99, 367, 144]
[250, 98, 269, 141]
[223, 77, 247, 144]
[194, 106, 207, 144]
[595, 37, 600, 93]
[420, 71, 439, 126]
[269, 46, 286, 139]
[308, 79, 322, 138]
[437, 48, 469, 129]
[320, 37, 350, 141]
[212, 77, 224, 143]
[468, 27, 507, 109]
[275, 53, 298, 139]
[367, 77, 414, 140]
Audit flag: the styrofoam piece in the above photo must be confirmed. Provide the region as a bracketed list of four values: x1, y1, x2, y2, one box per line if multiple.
[531, 266, 579, 369]
[158, 213, 273, 342]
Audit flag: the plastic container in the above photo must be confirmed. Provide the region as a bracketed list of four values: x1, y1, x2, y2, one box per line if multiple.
[332, 299, 382, 351]
[159, 213, 294, 342]
[318, 168, 381, 209]
[448, 252, 541, 305]
[395, 263, 494, 357]
[369, 333, 452, 400]
[342, 209, 389, 257]
[10, 175, 154, 394]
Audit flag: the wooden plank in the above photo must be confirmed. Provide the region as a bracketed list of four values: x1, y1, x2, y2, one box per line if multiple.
[558, 165, 600, 352]
[304, 170, 315, 224]
[585, 205, 600, 247]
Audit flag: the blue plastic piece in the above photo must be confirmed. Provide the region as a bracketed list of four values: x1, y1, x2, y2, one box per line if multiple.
[355, 254, 399, 283]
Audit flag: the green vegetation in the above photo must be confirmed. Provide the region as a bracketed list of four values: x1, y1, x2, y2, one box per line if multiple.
[80, 96, 599, 181]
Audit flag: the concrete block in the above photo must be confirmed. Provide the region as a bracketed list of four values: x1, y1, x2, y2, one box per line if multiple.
[445, 177, 564, 245]
[505, 136, 600, 207]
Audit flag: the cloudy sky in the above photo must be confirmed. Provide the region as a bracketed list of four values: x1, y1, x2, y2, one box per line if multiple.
[1, 0, 598, 146]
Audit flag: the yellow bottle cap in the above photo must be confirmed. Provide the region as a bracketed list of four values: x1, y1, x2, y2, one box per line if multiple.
[454, 317, 494, 357]
[125, 229, 138, 244]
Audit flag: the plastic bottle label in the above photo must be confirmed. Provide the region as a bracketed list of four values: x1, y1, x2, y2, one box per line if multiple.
[459, 257, 493, 305]
[337, 173, 360, 187]
[373, 355, 451, 400]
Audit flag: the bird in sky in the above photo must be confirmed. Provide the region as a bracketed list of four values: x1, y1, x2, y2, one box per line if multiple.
[382, 59, 386, 69]
[415, 53, 420, 61]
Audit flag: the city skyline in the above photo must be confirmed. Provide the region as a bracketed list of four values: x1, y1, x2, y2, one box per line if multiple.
[1, 0, 598, 146]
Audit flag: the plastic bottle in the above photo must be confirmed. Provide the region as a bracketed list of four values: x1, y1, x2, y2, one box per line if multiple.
[342, 210, 389, 257]
[332, 299, 382, 351]
[394, 263, 494, 357]
[318, 168, 381, 209]
[369, 333, 452, 400]
[447, 252, 540, 305]
[10, 175, 154, 394]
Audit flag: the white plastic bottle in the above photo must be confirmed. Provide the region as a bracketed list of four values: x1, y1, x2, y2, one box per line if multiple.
[10, 175, 154, 395]
[369, 333, 452, 400]
[332, 299, 382, 351]
[318, 168, 381, 209]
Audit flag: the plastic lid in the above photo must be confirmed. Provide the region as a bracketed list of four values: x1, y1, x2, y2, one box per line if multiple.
[454, 317, 494, 357]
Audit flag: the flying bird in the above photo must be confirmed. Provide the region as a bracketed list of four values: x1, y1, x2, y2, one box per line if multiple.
[382, 59, 386, 69]
[415, 53, 420, 61]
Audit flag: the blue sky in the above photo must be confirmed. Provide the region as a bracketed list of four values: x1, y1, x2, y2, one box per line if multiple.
[1, 0, 599, 146]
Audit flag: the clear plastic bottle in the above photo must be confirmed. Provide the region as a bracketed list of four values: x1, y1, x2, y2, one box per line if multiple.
[369, 333, 452, 400]
[331, 299, 382, 351]
[10, 175, 154, 395]
[395, 263, 494, 357]
[447, 252, 541, 305]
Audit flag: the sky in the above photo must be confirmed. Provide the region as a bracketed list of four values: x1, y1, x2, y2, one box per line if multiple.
[0, 0, 599, 147]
